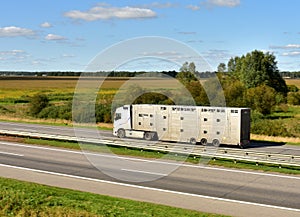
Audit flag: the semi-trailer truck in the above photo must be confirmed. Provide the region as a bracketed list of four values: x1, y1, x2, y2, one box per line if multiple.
[113, 104, 250, 148]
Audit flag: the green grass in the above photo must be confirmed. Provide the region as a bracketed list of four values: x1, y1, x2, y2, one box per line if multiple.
[22, 138, 300, 175]
[0, 177, 224, 217]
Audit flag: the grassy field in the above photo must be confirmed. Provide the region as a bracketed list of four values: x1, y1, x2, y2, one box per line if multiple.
[0, 177, 224, 217]
[285, 78, 300, 88]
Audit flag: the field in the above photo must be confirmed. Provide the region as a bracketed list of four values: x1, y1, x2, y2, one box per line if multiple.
[285, 78, 300, 88]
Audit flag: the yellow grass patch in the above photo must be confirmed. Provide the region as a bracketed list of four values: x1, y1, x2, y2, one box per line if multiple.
[251, 134, 300, 143]
[285, 79, 300, 88]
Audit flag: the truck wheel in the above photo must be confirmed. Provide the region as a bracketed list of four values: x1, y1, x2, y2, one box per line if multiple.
[144, 132, 153, 141]
[117, 129, 125, 138]
[190, 138, 197, 145]
[212, 139, 220, 147]
[200, 138, 207, 146]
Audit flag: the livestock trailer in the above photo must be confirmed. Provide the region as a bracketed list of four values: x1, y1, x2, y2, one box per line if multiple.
[113, 104, 250, 147]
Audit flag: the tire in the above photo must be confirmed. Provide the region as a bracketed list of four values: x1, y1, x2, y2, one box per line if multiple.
[144, 132, 153, 141]
[212, 139, 220, 147]
[200, 138, 207, 146]
[117, 129, 125, 138]
[190, 138, 197, 145]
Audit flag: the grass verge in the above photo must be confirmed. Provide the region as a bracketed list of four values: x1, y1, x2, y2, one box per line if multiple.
[0, 177, 224, 217]
[15, 137, 300, 175]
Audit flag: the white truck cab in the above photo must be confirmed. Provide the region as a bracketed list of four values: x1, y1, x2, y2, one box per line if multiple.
[113, 105, 131, 137]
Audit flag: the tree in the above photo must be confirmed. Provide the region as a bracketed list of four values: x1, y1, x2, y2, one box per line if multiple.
[29, 93, 49, 116]
[217, 63, 226, 73]
[176, 62, 198, 84]
[223, 79, 246, 107]
[244, 85, 277, 115]
[228, 50, 288, 95]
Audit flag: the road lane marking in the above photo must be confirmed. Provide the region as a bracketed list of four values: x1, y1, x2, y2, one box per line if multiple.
[0, 163, 299, 213]
[0, 151, 23, 157]
[1, 141, 300, 180]
[121, 168, 168, 176]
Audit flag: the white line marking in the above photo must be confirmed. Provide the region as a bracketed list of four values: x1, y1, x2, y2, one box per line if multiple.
[0, 163, 299, 213]
[0, 151, 23, 157]
[1, 141, 300, 180]
[121, 168, 168, 176]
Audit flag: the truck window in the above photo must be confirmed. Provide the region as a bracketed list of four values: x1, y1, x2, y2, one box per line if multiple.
[115, 113, 121, 121]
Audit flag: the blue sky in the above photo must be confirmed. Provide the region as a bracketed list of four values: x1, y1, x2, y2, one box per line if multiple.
[1, 0, 300, 72]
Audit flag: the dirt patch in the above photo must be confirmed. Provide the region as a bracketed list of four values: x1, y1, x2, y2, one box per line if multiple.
[0, 135, 25, 143]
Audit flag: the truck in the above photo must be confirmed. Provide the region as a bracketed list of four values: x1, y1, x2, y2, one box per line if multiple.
[113, 104, 250, 148]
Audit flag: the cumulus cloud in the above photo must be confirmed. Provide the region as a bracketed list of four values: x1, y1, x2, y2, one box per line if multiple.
[40, 22, 52, 28]
[64, 6, 157, 21]
[204, 0, 240, 8]
[0, 26, 36, 37]
[45, 34, 67, 41]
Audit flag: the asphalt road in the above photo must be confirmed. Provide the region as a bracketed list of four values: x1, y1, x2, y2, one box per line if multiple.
[0, 121, 299, 155]
[0, 140, 300, 217]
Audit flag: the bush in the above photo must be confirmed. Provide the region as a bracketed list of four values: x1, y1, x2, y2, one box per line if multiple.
[29, 94, 49, 116]
[251, 119, 292, 137]
[37, 103, 72, 120]
[287, 92, 300, 105]
[244, 85, 277, 115]
[288, 85, 299, 92]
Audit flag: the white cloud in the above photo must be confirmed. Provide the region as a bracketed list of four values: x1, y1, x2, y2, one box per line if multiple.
[282, 51, 300, 57]
[40, 22, 52, 28]
[62, 54, 75, 58]
[0, 26, 36, 37]
[270, 44, 300, 49]
[45, 34, 67, 41]
[0, 49, 29, 61]
[204, 0, 240, 7]
[186, 5, 201, 11]
[64, 6, 157, 21]
[137, 2, 178, 9]
[141, 51, 181, 57]
[283, 44, 300, 49]
[178, 31, 197, 35]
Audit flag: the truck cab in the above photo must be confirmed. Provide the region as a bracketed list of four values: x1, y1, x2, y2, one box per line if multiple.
[113, 105, 131, 137]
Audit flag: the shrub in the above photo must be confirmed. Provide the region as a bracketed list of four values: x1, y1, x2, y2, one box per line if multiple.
[244, 85, 277, 115]
[29, 94, 49, 116]
[287, 92, 300, 105]
[251, 119, 292, 137]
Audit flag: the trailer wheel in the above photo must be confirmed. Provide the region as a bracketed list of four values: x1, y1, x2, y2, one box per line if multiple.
[117, 129, 125, 138]
[212, 139, 220, 147]
[200, 138, 207, 146]
[144, 132, 153, 141]
[190, 138, 197, 145]
[239, 143, 245, 149]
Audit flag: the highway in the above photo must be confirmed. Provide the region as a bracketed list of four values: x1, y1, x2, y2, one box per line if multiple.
[0, 121, 299, 155]
[0, 139, 300, 217]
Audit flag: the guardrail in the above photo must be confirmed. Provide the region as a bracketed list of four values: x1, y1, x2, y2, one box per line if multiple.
[0, 129, 300, 167]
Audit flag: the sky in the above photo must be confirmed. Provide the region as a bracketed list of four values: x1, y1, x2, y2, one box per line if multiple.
[1, 0, 300, 72]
